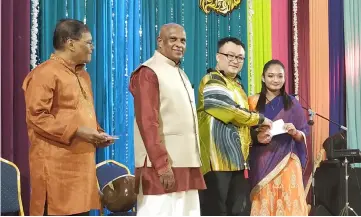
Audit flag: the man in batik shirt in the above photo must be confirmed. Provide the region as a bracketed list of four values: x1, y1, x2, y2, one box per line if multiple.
[197, 37, 272, 216]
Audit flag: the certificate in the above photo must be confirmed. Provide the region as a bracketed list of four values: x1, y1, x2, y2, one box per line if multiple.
[270, 119, 287, 136]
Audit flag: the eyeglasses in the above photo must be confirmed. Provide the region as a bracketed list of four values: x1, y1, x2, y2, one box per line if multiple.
[69, 38, 94, 46]
[218, 52, 245, 63]
[81, 40, 94, 46]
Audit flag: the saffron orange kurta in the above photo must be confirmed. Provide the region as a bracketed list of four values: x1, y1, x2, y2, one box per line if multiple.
[22, 54, 101, 215]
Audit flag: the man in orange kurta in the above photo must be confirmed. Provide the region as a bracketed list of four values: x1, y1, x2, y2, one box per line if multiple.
[22, 19, 114, 216]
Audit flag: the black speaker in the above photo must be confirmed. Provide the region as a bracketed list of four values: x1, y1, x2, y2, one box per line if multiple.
[309, 205, 332, 216]
[315, 166, 361, 216]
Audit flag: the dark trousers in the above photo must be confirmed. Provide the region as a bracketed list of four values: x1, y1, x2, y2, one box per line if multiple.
[44, 198, 90, 216]
[200, 171, 251, 216]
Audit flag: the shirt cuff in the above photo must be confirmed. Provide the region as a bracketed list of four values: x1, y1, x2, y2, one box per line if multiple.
[156, 163, 172, 176]
[257, 114, 265, 125]
[153, 156, 171, 176]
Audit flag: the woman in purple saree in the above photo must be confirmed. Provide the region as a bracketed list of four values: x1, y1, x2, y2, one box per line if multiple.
[248, 60, 309, 216]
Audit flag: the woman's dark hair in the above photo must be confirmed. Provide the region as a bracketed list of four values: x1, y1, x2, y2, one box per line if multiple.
[255, 59, 293, 112]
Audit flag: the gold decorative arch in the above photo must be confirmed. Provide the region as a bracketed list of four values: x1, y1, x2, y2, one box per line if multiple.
[199, 0, 242, 16]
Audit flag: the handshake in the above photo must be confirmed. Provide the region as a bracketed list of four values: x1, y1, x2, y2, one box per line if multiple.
[75, 126, 117, 148]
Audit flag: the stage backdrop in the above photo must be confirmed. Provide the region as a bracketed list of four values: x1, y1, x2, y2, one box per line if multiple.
[1, 0, 31, 214]
[8, 0, 359, 214]
[344, 0, 361, 165]
[35, 0, 143, 214]
[31, 1, 248, 214]
[142, 0, 249, 98]
[34, 0, 249, 173]
[36, 0, 139, 173]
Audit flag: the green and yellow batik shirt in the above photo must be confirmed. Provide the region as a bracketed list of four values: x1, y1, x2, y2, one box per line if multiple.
[197, 70, 264, 175]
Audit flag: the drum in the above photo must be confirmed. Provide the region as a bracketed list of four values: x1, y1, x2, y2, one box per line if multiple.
[101, 175, 137, 212]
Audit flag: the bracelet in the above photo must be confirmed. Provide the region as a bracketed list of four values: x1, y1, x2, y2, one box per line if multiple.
[293, 130, 301, 137]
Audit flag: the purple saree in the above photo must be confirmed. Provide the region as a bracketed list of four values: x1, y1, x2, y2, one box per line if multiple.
[249, 95, 309, 195]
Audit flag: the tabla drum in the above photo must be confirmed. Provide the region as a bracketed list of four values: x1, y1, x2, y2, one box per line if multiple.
[101, 175, 137, 212]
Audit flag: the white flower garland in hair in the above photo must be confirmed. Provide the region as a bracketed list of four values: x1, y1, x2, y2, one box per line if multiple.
[292, 0, 299, 98]
[248, 0, 255, 95]
[30, 0, 39, 69]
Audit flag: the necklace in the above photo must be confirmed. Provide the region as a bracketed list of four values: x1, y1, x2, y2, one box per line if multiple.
[266, 96, 281, 111]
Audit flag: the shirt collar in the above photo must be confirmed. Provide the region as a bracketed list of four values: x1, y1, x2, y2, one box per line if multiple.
[153, 50, 181, 67]
[50, 53, 85, 73]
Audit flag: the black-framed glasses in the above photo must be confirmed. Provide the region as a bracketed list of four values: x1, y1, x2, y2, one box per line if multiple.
[218, 52, 245, 63]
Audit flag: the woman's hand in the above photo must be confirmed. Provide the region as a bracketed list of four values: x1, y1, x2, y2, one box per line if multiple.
[284, 123, 304, 142]
[284, 123, 298, 136]
[257, 129, 272, 144]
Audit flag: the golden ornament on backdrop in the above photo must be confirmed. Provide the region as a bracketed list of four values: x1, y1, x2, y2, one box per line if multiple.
[199, 0, 242, 15]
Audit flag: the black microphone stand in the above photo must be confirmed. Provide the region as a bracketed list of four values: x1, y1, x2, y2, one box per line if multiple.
[294, 94, 349, 212]
[302, 106, 347, 131]
[305, 107, 317, 208]
[305, 106, 358, 215]
[301, 106, 348, 209]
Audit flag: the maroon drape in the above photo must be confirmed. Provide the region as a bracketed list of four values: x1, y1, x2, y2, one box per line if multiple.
[1, 0, 31, 214]
[297, 0, 312, 203]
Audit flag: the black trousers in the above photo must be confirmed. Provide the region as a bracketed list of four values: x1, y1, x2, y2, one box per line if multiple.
[44, 198, 90, 216]
[200, 171, 251, 216]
